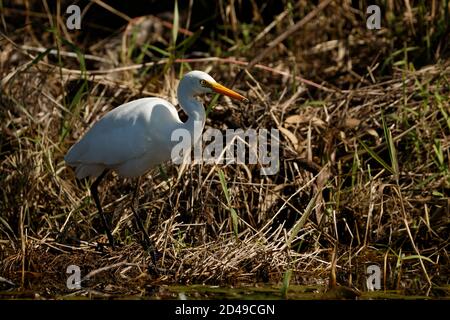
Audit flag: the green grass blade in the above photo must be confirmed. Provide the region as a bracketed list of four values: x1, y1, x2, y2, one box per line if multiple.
[435, 92, 450, 131]
[60, 37, 87, 78]
[218, 168, 230, 204]
[205, 94, 220, 118]
[281, 269, 292, 299]
[172, 0, 179, 46]
[218, 168, 238, 236]
[60, 80, 88, 141]
[433, 139, 445, 171]
[229, 208, 239, 237]
[359, 139, 395, 175]
[175, 27, 203, 52]
[351, 151, 359, 189]
[0, 215, 15, 236]
[147, 44, 171, 57]
[401, 255, 435, 264]
[127, 26, 138, 60]
[30, 48, 53, 66]
[287, 191, 319, 247]
[382, 112, 399, 183]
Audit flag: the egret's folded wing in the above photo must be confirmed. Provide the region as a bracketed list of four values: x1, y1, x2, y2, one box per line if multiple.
[65, 98, 179, 168]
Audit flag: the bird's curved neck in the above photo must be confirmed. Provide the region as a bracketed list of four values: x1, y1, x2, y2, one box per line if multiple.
[177, 81, 206, 143]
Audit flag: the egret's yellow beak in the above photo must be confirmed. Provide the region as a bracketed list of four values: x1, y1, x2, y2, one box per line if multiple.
[210, 82, 249, 103]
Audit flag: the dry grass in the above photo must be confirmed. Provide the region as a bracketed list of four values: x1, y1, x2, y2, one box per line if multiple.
[0, 0, 449, 298]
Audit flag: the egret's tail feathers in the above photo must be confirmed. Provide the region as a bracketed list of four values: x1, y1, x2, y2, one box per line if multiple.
[64, 139, 87, 164]
[74, 164, 105, 179]
[65, 140, 105, 178]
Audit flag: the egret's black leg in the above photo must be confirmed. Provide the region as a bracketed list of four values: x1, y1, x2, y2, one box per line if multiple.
[131, 177, 159, 267]
[90, 169, 115, 248]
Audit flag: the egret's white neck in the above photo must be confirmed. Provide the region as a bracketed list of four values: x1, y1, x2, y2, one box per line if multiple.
[177, 80, 206, 144]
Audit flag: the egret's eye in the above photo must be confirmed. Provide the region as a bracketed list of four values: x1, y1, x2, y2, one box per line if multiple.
[200, 79, 208, 87]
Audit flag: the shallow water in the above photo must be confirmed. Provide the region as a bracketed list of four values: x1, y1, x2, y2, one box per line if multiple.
[161, 284, 449, 300]
[2, 284, 448, 300]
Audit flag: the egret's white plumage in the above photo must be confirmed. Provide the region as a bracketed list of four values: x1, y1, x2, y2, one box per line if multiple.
[65, 70, 247, 179]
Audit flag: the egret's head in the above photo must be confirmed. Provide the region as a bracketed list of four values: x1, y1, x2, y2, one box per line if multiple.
[181, 70, 249, 103]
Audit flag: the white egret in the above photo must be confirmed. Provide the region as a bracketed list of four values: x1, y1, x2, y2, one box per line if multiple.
[65, 70, 248, 261]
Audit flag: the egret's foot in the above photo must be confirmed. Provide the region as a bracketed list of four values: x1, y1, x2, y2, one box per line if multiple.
[147, 264, 160, 276]
[145, 247, 171, 276]
[146, 247, 162, 275]
[104, 229, 115, 249]
[95, 242, 107, 253]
